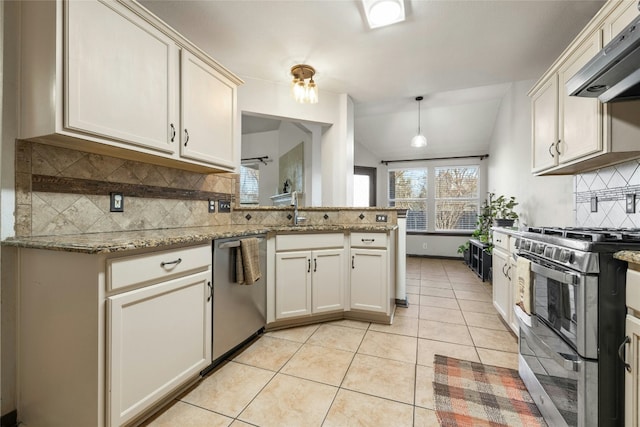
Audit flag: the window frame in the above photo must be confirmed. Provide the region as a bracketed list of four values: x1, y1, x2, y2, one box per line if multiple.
[387, 163, 482, 234]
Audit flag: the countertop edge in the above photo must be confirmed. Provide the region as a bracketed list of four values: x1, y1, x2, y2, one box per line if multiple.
[2, 224, 399, 254]
[614, 250, 640, 264]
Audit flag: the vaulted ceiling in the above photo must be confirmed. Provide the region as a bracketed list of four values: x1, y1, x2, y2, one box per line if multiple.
[141, 0, 605, 159]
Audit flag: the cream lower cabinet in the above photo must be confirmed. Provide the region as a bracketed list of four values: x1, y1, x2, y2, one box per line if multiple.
[492, 247, 511, 322]
[274, 233, 346, 321]
[17, 243, 211, 427]
[107, 271, 211, 426]
[350, 248, 388, 313]
[625, 268, 640, 426]
[350, 232, 391, 314]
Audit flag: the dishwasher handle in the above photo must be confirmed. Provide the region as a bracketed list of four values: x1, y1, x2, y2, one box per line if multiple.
[218, 237, 265, 249]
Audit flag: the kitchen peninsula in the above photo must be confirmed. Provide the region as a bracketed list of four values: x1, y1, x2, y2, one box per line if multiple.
[3, 207, 406, 427]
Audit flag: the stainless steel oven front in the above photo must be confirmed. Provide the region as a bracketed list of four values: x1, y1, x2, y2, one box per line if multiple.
[519, 319, 597, 427]
[522, 253, 598, 359]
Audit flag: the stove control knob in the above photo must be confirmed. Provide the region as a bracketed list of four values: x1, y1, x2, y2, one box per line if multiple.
[523, 240, 532, 251]
[536, 244, 545, 254]
[559, 249, 573, 263]
[544, 246, 554, 258]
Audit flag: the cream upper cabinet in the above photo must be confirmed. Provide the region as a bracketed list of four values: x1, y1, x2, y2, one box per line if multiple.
[531, 76, 559, 172]
[19, 0, 242, 173]
[603, 0, 639, 43]
[529, 0, 640, 175]
[557, 30, 603, 164]
[180, 51, 236, 170]
[66, 0, 177, 154]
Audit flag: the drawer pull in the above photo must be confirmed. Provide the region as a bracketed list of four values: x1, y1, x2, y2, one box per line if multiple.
[361, 238, 375, 243]
[160, 258, 182, 268]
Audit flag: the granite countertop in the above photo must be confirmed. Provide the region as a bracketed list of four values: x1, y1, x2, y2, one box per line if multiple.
[2, 224, 398, 254]
[614, 251, 640, 264]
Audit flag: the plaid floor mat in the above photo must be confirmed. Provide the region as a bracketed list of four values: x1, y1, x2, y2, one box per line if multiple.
[433, 355, 547, 427]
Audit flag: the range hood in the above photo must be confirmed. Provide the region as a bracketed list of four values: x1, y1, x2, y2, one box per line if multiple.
[566, 10, 640, 103]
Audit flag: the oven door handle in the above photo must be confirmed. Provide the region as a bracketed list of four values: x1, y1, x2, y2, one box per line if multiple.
[520, 323, 580, 372]
[530, 262, 579, 285]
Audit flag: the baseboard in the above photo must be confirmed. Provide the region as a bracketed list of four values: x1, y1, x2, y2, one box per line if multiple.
[395, 298, 409, 308]
[1, 410, 17, 427]
[407, 254, 463, 260]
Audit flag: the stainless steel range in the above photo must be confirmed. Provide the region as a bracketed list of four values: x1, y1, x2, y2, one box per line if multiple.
[515, 227, 640, 427]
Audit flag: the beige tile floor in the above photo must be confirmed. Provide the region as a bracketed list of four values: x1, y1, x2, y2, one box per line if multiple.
[144, 257, 518, 427]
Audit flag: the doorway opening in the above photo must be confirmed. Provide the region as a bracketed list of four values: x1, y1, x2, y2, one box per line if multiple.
[354, 166, 377, 207]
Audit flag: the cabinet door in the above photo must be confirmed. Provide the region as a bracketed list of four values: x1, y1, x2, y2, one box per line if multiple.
[351, 249, 388, 313]
[509, 257, 519, 335]
[492, 248, 510, 321]
[66, 0, 177, 153]
[625, 314, 640, 427]
[531, 75, 559, 172]
[312, 249, 345, 313]
[107, 271, 211, 426]
[558, 30, 602, 164]
[603, 1, 639, 44]
[275, 251, 312, 319]
[181, 50, 236, 169]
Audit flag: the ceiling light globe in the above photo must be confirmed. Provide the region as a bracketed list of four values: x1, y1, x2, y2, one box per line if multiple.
[411, 134, 427, 148]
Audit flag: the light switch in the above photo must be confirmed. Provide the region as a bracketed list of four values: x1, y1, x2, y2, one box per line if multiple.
[110, 192, 124, 212]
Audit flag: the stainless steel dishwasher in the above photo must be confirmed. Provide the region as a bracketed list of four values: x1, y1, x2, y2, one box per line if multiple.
[211, 234, 267, 364]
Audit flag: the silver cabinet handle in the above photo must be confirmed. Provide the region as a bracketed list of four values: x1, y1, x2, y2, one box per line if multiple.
[160, 258, 182, 268]
[184, 129, 189, 146]
[619, 336, 631, 373]
[170, 123, 176, 142]
[548, 142, 555, 158]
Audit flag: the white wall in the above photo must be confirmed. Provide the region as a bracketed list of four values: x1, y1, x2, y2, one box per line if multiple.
[487, 80, 575, 227]
[237, 78, 354, 206]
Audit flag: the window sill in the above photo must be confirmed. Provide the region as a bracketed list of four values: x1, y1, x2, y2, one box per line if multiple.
[407, 231, 473, 237]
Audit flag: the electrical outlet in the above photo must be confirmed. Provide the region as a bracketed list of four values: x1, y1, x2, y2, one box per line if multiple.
[110, 192, 124, 212]
[218, 200, 231, 213]
[590, 196, 598, 212]
[208, 199, 216, 213]
[627, 194, 636, 213]
[375, 214, 388, 222]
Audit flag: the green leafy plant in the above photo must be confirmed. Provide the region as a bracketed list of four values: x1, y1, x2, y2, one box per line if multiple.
[492, 195, 519, 221]
[464, 193, 519, 254]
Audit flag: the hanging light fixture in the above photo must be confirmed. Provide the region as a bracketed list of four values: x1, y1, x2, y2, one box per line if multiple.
[290, 64, 319, 104]
[410, 96, 427, 148]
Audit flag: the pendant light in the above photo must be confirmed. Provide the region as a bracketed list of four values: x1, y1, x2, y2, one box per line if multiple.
[411, 96, 427, 148]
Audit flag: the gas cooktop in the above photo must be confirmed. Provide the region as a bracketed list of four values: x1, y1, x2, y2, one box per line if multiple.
[524, 226, 640, 243]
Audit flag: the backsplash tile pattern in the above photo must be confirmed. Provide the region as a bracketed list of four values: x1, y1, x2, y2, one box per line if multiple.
[16, 141, 236, 237]
[575, 159, 640, 228]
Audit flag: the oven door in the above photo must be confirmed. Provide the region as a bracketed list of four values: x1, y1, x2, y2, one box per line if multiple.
[519, 319, 597, 427]
[525, 255, 598, 359]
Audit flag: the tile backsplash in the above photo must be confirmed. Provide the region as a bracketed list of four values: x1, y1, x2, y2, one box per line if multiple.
[16, 141, 236, 237]
[575, 159, 640, 228]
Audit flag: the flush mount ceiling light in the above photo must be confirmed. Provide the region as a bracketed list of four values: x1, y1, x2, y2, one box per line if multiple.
[363, 0, 405, 29]
[290, 64, 318, 104]
[411, 96, 427, 148]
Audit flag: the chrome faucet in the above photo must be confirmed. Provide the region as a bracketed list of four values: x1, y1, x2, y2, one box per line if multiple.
[291, 191, 306, 225]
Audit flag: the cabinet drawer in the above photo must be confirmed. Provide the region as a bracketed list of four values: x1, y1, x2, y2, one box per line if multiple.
[627, 269, 640, 313]
[107, 244, 211, 292]
[276, 233, 344, 251]
[493, 232, 509, 252]
[350, 232, 387, 249]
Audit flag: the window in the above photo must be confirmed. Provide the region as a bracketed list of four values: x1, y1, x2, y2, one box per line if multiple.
[435, 166, 479, 231]
[388, 169, 428, 231]
[240, 165, 259, 204]
[388, 164, 481, 233]
[354, 166, 377, 207]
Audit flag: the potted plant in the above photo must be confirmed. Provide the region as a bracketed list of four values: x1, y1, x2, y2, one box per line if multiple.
[491, 194, 518, 227]
[457, 242, 470, 265]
